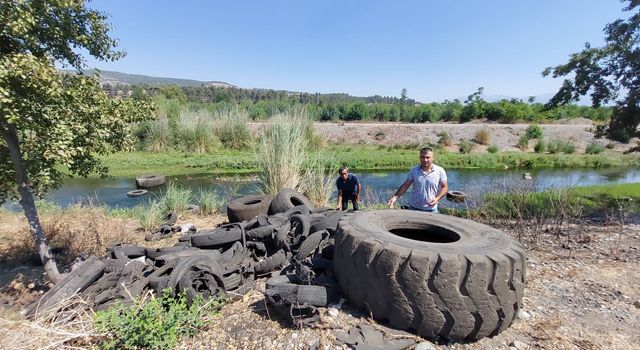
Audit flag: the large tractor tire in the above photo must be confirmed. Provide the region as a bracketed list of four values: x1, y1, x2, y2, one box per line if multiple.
[334, 210, 526, 341]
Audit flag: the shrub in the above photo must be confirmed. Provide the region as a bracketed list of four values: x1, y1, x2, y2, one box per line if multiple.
[437, 131, 452, 146]
[609, 128, 631, 143]
[487, 144, 498, 153]
[547, 139, 576, 154]
[606, 142, 616, 149]
[534, 139, 546, 153]
[473, 128, 491, 145]
[585, 143, 605, 154]
[94, 290, 224, 350]
[517, 135, 529, 151]
[525, 124, 544, 139]
[458, 141, 473, 154]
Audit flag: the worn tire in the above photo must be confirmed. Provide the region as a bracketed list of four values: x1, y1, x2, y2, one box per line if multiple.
[295, 230, 325, 261]
[334, 210, 526, 341]
[227, 195, 273, 223]
[446, 191, 467, 203]
[135, 174, 166, 188]
[126, 189, 148, 197]
[191, 227, 243, 248]
[268, 188, 314, 215]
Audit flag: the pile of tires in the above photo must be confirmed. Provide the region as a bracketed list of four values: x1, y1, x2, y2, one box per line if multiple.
[333, 209, 526, 341]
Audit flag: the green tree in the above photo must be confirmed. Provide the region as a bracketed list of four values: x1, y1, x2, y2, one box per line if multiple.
[543, 0, 640, 142]
[0, 1, 152, 283]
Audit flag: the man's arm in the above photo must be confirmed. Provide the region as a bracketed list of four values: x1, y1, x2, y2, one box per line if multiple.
[428, 180, 448, 207]
[387, 179, 412, 208]
[355, 183, 362, 202]
[336, 189, 343, 210]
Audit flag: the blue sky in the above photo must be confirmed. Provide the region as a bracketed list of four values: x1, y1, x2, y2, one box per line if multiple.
[85, 0, 629, 102]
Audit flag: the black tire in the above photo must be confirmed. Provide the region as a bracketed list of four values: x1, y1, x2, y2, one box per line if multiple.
[135, 174, 166, 188]
[334, 210, 526, 341]
[227, 195, 273, 223]
[126, 189, 148, 197]
[25, 257, 106, 317]
[163, 211, 178, 225]
[191, 227, 243, 248]
[268, 188, 314, 215]
[446, 191, 467, 203]
[295, 230, 325, 260]
[254, 250, 289, 274]
[289, 213, 310, 238]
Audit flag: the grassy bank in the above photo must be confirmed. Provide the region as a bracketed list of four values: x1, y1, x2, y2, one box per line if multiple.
[98, 146, 640, 177]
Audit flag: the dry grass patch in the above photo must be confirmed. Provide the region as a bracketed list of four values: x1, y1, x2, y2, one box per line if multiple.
[473, 128, 492, 145]
[1, 207, 140, 266]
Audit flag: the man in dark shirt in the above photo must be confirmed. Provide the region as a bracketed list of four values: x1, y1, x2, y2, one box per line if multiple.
[336, 166, 361, 211]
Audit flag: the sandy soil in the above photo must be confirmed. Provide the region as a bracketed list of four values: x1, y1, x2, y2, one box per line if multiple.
[250, 119, 638, 154]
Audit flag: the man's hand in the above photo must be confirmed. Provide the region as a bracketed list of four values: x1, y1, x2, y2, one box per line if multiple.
[427, 198, 439, 206]
[387, 195, 398, 208]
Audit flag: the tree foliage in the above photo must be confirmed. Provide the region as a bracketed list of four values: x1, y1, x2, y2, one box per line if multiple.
[0, 0, 152, 282]
[543, 0, 640, 141]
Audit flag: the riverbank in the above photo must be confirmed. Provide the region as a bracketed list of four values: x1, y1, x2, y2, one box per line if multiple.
[98, 148, 640, 177]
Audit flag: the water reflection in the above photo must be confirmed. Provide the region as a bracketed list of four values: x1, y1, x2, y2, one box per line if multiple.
[18, 166, 640, 209]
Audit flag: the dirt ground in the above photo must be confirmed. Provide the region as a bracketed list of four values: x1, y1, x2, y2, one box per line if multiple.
[0, 211, 639, 350]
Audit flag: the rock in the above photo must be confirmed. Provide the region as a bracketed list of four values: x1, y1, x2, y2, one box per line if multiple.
[516, 310, 531, 320]
[328, 307, 339, 317]
[633, 300, 640, 309]
[415, 342, 437, 350]
[510, 340, 529, 349]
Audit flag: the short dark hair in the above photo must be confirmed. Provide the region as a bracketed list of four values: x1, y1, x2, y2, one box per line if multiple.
[338, 166, 348, 174]
[419, 147, 434, 154]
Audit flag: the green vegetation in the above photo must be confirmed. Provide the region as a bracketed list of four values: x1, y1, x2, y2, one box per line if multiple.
[258, 108, 310, 194]
[458, 141, 474, 154]
[525, 124, 544, 139]
[517, 135, 529, 150]
[585, 143, 605, 154]
[534, 139, 546, 153]
[487, 144, 498, 153]
[0, 0, 153, 282]
[543, 0, 640, 141]
[159, 182, 193, 212]
[196, 188, 224, 215]
[94, 290, 225, 350]
[547, 139, 576, 154]
[99, 148, 640, 177]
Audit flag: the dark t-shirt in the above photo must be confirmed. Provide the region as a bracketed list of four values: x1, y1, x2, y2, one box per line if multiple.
[336, 174, 360, 194]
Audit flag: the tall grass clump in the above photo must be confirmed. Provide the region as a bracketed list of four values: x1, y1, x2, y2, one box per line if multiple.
[160, 182, 193, 212]
[196, 188, 224, 215]
[534, 139, 546, 153]
[547, 139, 576, 154]
[175, 109, 220, 153]
[132, 199, 164, 230]
[212, 107, 253, 149]
[585, 143, 605, 154]
[473, 128, 491, 145]
[517, 135, 529, 151]
[144, 116, 172, 152]
[299, 154, 334, 207]
[437, 131, 452, 147]
[258, 107, 310, 194]
[487, 144, 498, 153]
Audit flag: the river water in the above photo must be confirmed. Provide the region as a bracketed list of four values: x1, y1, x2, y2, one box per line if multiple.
[17, 166, 640, 209]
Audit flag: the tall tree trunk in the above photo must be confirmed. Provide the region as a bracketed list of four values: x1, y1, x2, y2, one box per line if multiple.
[0, 122, 63, 284]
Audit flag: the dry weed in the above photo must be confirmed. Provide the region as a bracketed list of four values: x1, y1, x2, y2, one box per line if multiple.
[3, 206, 140, 265]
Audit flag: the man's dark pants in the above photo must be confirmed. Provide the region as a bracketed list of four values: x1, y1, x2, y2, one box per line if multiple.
[341, 193, 358, 211]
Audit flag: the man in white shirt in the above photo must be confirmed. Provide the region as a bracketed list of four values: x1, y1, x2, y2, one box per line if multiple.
[387, 147, 448, 213]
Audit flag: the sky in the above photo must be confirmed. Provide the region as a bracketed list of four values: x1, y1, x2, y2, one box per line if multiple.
[84, 0, 630, 103]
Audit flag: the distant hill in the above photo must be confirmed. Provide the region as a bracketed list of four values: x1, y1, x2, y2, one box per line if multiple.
[81, 69, 236, 88]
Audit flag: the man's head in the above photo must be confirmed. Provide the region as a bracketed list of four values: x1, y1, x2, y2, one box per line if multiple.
[339, 166, 349, 179]
[419, 147, 435, 169]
